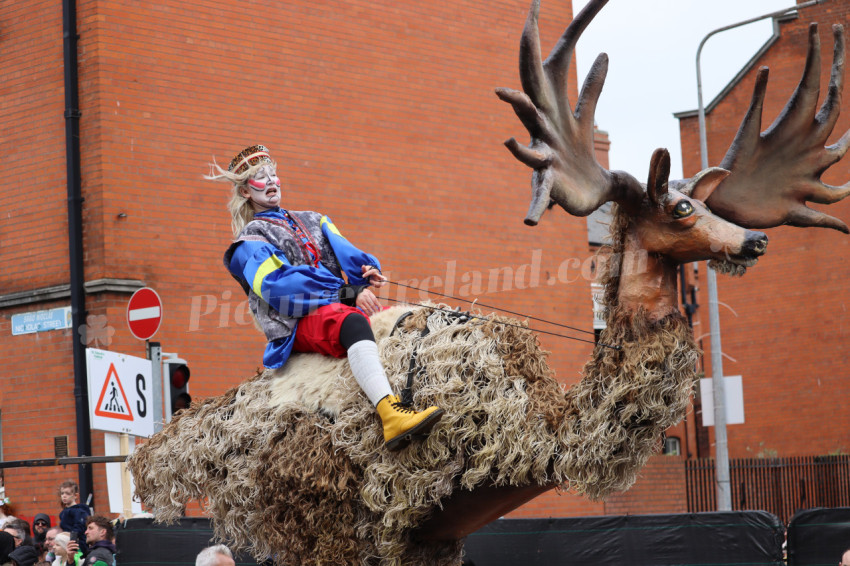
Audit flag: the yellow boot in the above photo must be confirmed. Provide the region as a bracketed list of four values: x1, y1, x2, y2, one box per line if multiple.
[376, 395, 444, 451]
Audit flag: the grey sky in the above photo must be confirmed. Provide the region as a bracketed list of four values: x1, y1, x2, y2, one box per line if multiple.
[570, 0, 810, 180]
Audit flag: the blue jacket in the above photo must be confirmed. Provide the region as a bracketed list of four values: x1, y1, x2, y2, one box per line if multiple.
[59, 503, 90, 537]
[224, 208, 380, 368]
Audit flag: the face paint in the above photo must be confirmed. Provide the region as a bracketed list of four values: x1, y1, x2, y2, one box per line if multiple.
[248, 178, 266, 190]
[244, 164, 282, 211]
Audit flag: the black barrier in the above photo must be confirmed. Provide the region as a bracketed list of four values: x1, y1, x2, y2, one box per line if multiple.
[787, 507, 850, 565]
[463, 512, 785, 565]
[116, 517, 262, 566]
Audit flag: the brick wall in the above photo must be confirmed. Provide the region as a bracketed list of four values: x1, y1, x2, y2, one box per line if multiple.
[603, 455, 688, 516]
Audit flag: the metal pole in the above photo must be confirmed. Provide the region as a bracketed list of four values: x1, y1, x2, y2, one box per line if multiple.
[695, 0, 822, 512]
[0, 455, 127, 470]
[63, 0, 94, 505]
[147, 342, 164, 433]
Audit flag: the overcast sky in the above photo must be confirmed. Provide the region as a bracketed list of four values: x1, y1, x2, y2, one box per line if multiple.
[570, 0, 810, 179]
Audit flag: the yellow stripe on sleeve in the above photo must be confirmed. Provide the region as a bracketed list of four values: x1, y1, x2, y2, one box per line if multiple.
[252, 254, 286, 297]
[321, 216, 343, 237]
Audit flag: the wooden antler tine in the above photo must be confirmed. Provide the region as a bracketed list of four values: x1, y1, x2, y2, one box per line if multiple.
[786, 204, 849, 233]
[505, 137, 554, 169]
[575, 53, 609, 126]
[545, 0, 609, 116]
[815, 24, 846, 139]
[718, 68, 769, 171]
[519, 0, 551, 112]
[821, 128, 850, 172]
[764, 24, 822, 138]
[496, 87, 550, 141]
[527, 168, 555, 225]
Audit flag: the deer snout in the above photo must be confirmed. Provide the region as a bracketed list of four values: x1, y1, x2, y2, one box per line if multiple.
[741, 231, 768, 257]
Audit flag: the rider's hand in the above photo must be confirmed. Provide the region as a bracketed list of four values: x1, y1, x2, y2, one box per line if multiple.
[355, 288, 382, 317]
[361, 265, 386, 288]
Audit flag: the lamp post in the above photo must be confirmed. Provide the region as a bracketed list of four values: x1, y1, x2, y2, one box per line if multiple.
[695, 0, 822, 511]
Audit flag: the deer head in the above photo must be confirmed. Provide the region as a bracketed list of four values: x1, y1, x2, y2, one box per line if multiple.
[497, 0, 849, 295]
[633, 149, 768, 270]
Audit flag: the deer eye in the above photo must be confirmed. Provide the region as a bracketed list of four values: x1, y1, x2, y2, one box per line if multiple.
[672, 201, 694, 219]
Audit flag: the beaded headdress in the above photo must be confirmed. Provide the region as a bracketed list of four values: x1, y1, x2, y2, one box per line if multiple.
[228, 144, 272, 174]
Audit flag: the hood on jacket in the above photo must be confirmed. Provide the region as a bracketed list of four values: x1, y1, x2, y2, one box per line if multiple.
[32, 514, 51, 542]
[8, 544, 38, 566]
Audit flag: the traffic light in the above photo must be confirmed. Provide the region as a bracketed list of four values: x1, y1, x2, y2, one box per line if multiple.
[163, 357, 191, 422]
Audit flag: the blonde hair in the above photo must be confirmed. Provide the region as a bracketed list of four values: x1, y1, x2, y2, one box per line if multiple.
[54, 532, 70, 556]
[206, 159, 278, 237]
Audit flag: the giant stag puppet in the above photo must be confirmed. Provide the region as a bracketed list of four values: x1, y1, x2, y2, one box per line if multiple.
[129, 0, 850, 564]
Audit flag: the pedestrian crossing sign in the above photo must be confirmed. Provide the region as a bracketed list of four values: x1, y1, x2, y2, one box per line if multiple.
[86, 348, 154, 437]
[94, 363, 134, 421]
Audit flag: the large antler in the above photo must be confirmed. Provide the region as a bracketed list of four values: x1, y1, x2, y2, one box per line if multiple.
[496, 0, 642, 225]
[703, 24, 850, 233]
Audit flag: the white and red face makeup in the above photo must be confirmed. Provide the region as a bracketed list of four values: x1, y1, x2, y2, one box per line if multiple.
[243, 164, 281, 211]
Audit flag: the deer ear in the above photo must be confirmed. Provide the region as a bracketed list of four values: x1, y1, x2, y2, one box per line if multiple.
[647, 148, 671, 207]
[689, 167, 731, 202]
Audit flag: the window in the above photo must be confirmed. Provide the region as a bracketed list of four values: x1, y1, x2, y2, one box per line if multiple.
[663, 436, 681, 456]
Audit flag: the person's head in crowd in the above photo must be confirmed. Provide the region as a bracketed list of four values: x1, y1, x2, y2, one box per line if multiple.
[58, 481, 78, 509]
[8, 544, 38, 566]
[51, 533, 70, 562]
[195, 544, 235, 566]
[5, 519, 30, 548]
[31, 516, 49, 542]
[83, 516, 112, 545]
[840, 549, 850, 566]
[3, 526, 24, 548]
[0, 531, 16, 563]
[44, 528, 60, 555]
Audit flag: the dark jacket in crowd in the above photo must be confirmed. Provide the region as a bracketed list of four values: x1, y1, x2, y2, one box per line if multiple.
[0, 531, 15, 564]
[59, 503, 90, 535]
[7, 545, 38, 566]
[81, 540, 116, 566]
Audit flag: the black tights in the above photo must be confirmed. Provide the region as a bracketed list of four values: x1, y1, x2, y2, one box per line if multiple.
[339, 313, 375, 350]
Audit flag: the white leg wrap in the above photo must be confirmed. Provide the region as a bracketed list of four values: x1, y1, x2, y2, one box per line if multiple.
[347, 340, 393, 406]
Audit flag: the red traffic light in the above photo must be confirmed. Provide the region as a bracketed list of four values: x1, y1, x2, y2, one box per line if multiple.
[170, 364, 190, 388]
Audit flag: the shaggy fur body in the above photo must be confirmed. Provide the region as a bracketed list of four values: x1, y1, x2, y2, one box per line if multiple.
[130, 187, 699, 566]
[130, 211, 700, 565]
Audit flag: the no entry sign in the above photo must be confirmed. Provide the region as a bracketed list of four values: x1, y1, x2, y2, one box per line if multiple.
[127, 287, 162, 340]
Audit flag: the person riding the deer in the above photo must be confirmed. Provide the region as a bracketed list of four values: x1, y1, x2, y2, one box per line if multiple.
[212, 145, 443, 451]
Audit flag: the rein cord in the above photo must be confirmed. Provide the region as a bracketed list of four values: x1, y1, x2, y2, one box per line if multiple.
[382, 280, 621, 351]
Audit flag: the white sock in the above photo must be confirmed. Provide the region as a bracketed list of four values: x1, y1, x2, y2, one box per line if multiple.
[347, 340, 393, 406]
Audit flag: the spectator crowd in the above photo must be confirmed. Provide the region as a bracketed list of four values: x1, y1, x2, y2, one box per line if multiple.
[0, 480, 238, 566]
[0, 480, 114, 566]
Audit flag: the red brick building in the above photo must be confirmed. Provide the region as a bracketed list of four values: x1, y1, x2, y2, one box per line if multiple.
[0, 0, 846, 527]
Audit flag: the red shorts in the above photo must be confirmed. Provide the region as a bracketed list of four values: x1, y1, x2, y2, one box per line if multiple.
[293, 303, 367, 358]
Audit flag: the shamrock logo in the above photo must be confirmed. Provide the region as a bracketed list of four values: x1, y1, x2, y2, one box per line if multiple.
[79, 314, 115, 347]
